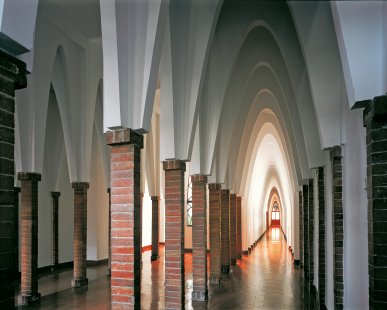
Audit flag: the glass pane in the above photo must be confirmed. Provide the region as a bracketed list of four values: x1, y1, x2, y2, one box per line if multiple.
[186, 177, 193, 226]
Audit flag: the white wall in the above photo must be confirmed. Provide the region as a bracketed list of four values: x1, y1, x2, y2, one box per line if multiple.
[37, 147, 74, 267]
[36, 92, 74, 267]
[87, 127, 109, 261]
[142, 187, 152, 248]
[342, 108, 368, 309]
[57, 156, 74, 264]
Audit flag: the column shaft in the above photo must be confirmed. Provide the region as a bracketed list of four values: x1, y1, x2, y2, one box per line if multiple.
[107, 188, 111, 275]
[106, 128, 143, 310]
[72, 182, 89, 288]
[229, 194, 237, 265]
[151, 196, 159, 261]
[51, 192, 60, 271]
[18, 172, 41, 305]
[236, 196, 242, 260]
[0, 50, 26, 308]
[362, 96, 387, 309]
[303, 185, 309, 280]
[14, 187, 21, 278]
[299, 190, 303, 268]
[209, 183, 221, 284]
[331, 146, 344, 310]
[163, 159, 185, 309]
[308, 178, 314, 285]
[318, 167, 326, 308]
[191, 175, 207, 301]
[221, 189, 230, 273]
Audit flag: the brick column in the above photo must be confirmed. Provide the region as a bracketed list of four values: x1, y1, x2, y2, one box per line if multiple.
[18, 172, 41, 305]
[106, 128, 143, 309]
[299, 190, 303, 268]
[308, 178, 314, 285]
[236, 196, 242, 260]
[107, 188, 111, 275]
[221, 189, 230, 274]
[208, 183, 221, 284]
[140, 193, 143, 262]
[229, 194, 237, 265]
[14, 187, 21, 278]
[191, 175, 207, 301]
[71, 182, 89, 288]
[317, 167, 326, 308]
[330, 146, 344, 309]
[51, 191, 60, 271]
[361, 96, 387, 309]
[163, 159, 185, 309]
[0, 50, 26, 308]
[151, 196, 159, 261]
[303, 184, 309, 280]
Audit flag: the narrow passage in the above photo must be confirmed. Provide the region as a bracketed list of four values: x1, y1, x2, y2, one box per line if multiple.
[22, 227, 312, 309]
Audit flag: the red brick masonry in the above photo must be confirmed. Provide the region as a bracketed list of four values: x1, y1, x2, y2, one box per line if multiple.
[106, 128, 143, 310]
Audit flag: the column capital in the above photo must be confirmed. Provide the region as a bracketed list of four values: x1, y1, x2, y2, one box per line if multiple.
[51, 191, 61, 198]
[17, 172, 41, 182]
[362, 95, 387, 126]
[105, 128, 144, 148]
[0, 49, 27, 89]
[317, 166, 324, 176]
[330, 145, 342, 161]
[208, 183, 221, 190]
[191, 174, 207, 183]
[162, 159, 186, 171]
[221, 189, 230, 195]
[72, 182, 89, 190]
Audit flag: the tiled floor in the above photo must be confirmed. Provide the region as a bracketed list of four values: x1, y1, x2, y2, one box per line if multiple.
[19, 227, 313, 309]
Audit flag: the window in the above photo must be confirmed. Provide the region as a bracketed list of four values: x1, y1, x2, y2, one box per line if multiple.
[186, 176, 193, 226]
[272, 201, 279, 220]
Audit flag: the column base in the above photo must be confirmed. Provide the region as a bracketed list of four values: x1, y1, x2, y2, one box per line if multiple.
[192, 290, 208, 302]
[51, 264, 59, 273]
[221, 265, 230, 274]
[18, 293, 41, 306]
[151, 254, 160, 261]
[71, 277, 88, 288]
[209, 276, 221, 285]
[230, 259, 236, 265]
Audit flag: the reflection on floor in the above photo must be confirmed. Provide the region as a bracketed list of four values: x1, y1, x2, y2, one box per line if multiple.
[19, 227, 317, 309]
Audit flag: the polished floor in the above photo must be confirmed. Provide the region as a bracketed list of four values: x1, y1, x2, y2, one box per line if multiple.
[19, 227, 312, 309]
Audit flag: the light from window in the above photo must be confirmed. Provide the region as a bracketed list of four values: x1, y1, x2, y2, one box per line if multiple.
[186, 177, 192, 226]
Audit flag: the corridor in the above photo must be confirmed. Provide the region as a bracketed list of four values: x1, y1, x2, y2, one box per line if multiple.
[21, 227, 312, 310]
